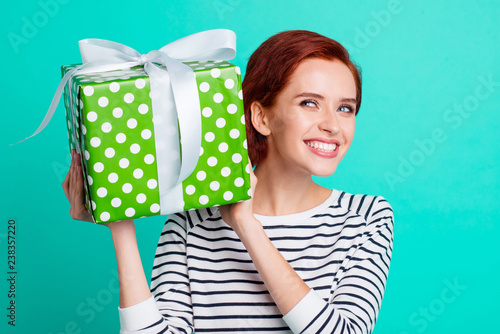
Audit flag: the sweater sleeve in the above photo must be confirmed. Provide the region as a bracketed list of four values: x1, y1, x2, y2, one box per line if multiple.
[283, 196, 394, 334]
[118, 213, 195, 334]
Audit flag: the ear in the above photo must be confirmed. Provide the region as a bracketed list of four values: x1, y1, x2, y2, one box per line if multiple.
[250, 101, 272, 136]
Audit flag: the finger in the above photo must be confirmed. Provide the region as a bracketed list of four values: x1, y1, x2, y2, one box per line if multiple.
[74, 151, 81, 167]
[63, 150, 75, 195]
[75, 164, 85, 205]
[62, 167, 70, 198]
[69, 161, 77, 203]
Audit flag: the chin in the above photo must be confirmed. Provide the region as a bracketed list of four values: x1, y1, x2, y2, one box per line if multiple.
[309, 165, 338, 177]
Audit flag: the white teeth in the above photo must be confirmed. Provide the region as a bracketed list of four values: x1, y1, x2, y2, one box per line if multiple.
[306, 141, 337, 152]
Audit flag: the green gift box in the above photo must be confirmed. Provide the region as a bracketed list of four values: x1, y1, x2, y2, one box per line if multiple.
[62, 59, 251, 223]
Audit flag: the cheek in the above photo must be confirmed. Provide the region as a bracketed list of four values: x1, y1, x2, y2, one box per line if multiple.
[341, 119, 356, 141]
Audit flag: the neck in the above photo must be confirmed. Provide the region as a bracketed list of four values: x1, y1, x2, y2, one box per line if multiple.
[252, 156, 332, 216]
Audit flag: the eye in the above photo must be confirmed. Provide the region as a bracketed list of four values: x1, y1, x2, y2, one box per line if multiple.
[338, 104, 355, 114]
[300, 99, 319, 108]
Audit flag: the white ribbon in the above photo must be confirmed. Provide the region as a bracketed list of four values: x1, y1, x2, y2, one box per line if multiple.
[16, 29, 237, 214]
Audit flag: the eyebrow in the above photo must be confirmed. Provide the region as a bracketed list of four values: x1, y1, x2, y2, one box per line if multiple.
[294, 92, 357, 104]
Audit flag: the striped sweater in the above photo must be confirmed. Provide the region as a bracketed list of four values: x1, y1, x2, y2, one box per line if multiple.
[118, 189, 394, 334]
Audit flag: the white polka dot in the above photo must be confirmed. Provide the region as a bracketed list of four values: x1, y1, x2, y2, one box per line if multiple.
[105, 147, 115, 158]
[82, 124, 87, 135]
[195, 67, 205, 70]
[116, 133, 126, 143]
[97, 187, 107, 198]
[99, 212, 110, 222]
[205, 132, 215, 142]
[111, 198, 121, 207]
[144, 154, 155, 164]
[136, 193, 147, 204]
[141, 129, 152, 140]
[197, 170, 206, 181]
[122, 183, 133, 193]
[138, 104, 149, 114]
[243, 139, 248, 149]
[224, 78, 234, 89]
[210, 181, 220, 191]
[238, 90, 243, 99]
[207, 156, 217, 167]
[125, 208, 135, 217]
[213, 93, 223, 103]
[227, 104, 237, 114]
[133, 168, 143, 179]
[235, 66, 241, 75]
[232, 153, 242, 163]
[210, 68, 221, 78]
[199, 82, 210, 92]
[124, 93, 135, 103]
[98, 97, 109, 107]
[147, 179, 157, 189]
[91, 201, 96, 210]
[113, 107, 123, 118]
[87, 175, 93, 185]
[90, 137, 101, 147]
[216, 118, 226, 128]
[219, 142, 228, 152]
[199, 147, 204, 156]
[246, 163, 251, 173]
[223, 191, 233, 201]
[108, 173, 118, 183]
[84, 150, 90, 160]
[101, 122, 112, 133]
[248, 188, 252, 197]
[150, 203, 160, 213]
[119, 158, 129, 168]
[221, 167, 231, 177]
[87, 111, 97, 122]
[135, 78, 146, 89]
[127, 118, 137, 129]
[199, 195, 209, 205]
[94, 162, 104, 173]
[202, 107, 212, 117]
[109, 82, 120, 92]
[234, 177, 244, 187]
[186, 185, 196, 195]
[130, 143, 141, 154]
[230, 129, 240, 139]
[241, 115, 246, 124]
[83, 86, 94, 96]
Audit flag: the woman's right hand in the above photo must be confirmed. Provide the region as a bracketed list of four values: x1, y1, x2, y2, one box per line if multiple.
[62, 149, 94, 223]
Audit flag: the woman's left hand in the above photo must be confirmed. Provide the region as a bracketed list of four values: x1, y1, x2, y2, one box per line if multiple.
[219, 158, 258, 232]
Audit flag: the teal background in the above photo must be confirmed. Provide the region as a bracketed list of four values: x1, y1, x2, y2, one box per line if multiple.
[1, 0, 498, 333]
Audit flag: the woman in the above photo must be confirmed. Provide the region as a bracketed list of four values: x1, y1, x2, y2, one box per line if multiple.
[63, 30, 394, 333]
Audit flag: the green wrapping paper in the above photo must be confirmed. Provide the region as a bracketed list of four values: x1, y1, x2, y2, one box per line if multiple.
[62, 61, 251, 223]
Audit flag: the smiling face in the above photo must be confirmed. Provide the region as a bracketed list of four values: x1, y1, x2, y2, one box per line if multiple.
[253, 57, 357, 177]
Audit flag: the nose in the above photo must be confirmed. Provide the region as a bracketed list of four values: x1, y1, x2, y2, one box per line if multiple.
[319, 109, 341, 135]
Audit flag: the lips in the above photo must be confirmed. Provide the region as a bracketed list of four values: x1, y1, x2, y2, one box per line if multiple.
[304, 139, 340, 158]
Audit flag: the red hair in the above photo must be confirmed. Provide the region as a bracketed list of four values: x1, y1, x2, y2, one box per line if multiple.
[242, 30, 362, 167]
